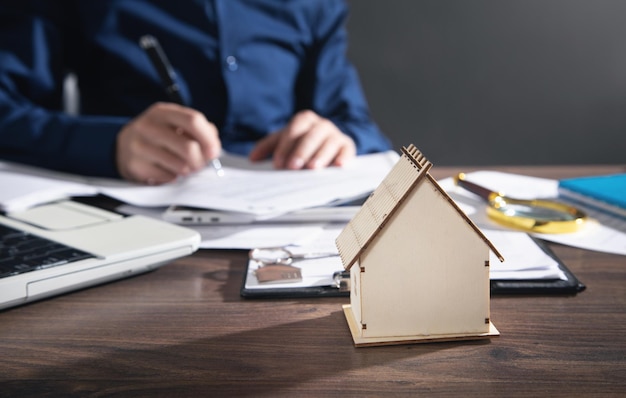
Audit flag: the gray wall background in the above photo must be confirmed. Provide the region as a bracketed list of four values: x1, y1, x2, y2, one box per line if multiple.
[345, 0, 626, 165]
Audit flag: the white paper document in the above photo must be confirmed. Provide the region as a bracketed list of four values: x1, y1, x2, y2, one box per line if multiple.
[98, 151, 399, 216]
[0, 151, 397, 217]
[483, 230, 564, 280]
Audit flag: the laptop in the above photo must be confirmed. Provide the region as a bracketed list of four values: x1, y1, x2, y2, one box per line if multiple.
[0, 199, 200, 310]
[162, 195, 368, 225]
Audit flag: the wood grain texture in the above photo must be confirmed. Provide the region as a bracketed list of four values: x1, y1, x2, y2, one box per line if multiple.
[1, 165, 625, 397]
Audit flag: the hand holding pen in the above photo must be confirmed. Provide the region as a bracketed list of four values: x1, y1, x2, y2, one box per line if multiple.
[139, 35, 224, 178]
[114, 36, 223, 184]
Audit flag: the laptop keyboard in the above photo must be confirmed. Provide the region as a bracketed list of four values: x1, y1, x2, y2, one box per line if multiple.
[0, 223, 95, 278]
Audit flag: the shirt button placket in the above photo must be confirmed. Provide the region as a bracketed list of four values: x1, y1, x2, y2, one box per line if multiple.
[226, 55, 238, 71]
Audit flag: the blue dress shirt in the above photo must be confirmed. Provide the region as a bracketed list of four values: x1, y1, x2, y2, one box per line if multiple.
[0, 0, 390, 178]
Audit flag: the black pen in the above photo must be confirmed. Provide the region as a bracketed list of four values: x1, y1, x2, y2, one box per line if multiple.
[139, 35, 184, 105]
[139, 34, 224, 177]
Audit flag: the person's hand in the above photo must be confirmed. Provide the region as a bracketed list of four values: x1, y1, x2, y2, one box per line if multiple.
[116, 102, 221, 184]
[249, 110, 356, 169]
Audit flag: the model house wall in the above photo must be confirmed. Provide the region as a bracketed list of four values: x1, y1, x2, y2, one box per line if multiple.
[337, 145, 502, 346]
[352, 176, 491, 338]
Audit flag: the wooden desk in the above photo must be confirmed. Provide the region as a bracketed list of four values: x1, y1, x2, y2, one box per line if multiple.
[1, 166, 625, 397]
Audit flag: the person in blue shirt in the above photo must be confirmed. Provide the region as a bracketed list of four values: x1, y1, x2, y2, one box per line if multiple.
[0, 0, 391, 184]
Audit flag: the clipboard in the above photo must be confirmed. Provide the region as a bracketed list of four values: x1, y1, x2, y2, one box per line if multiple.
[240, 259, 350, 299]
[240, 279, 349, 299]
[489, 237, 586, 294]
[240, 236, 585, 298]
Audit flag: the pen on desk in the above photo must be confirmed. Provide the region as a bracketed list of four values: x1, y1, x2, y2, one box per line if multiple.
[139, 34, 224, 177]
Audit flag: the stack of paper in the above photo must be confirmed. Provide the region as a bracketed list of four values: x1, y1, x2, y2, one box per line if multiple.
[97, 151, 400, 217]
[0, 151, 398, 218]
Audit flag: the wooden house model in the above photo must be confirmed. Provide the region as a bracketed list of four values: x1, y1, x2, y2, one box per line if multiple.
[336, 144, 504, 347]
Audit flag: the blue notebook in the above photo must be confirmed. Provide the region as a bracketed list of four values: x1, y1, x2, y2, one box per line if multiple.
[558, 173, 626, 218]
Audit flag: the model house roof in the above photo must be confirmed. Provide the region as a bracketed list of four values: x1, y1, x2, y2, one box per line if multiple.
[336, 144, 504, 269]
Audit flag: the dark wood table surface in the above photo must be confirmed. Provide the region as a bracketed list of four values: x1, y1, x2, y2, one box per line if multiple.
[1, 165, 625, 397]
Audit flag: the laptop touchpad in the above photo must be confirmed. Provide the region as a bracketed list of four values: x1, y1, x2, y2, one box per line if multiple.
[7, 200, 123, 230]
